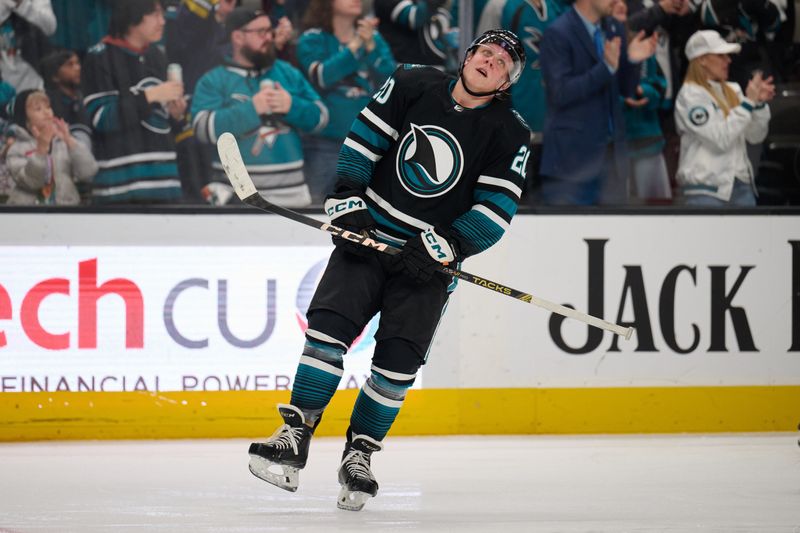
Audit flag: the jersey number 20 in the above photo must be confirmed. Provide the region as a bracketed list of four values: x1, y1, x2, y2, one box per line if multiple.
[511, 145, 530, 178]
[373, 78, 395, 104]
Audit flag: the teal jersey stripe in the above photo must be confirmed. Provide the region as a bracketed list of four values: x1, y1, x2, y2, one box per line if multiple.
[351, 118, 391, 152]
[86, 94, 120, 131]
[474, 188, 519, 218]
[93, 162, 178, 187]
[452, 210, 504, 256]
[336, 145, 374, 188]
[369, 207, 416, 238]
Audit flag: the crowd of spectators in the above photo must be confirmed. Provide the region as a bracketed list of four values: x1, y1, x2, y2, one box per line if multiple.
[0, 0, 796, 208]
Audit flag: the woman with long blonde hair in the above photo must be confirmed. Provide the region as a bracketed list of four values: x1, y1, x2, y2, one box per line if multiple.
[674, 30, 775, 206]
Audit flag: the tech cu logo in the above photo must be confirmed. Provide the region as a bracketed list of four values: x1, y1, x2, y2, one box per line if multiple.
[395, 123, 464, 198]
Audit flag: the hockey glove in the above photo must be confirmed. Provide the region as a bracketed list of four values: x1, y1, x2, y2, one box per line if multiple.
[400, 227, 459, 284]
[323, 190, 376, 258]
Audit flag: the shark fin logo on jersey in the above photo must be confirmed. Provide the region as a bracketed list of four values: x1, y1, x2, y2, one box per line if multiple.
[422, 9, 452, 60]
[522, 25, 544, 69]
[689, 106, 709, 126]
[395, 124, 463, 198]
[130, 76, 170, 133]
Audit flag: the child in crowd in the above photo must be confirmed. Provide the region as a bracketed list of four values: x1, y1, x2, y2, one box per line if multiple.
[5, 89, 97, 205]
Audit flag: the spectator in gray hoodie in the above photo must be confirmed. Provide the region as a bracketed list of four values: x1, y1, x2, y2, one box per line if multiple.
[6, 89, 97, 205]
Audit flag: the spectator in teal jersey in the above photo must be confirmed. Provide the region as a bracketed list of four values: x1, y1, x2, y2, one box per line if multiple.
[192, 8, 328, 207]
[612, 0, 672, 202]
[297, 0, 395, 204]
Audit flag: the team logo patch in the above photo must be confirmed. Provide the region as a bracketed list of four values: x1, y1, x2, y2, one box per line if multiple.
[131, 76, 171, 133]
[395, 124, 464, 198]
[689, 106, 709, 126]
[522, 26, 544, 69]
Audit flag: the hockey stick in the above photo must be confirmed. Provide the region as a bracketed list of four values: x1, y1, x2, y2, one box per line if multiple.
[217, 132, 634, 340]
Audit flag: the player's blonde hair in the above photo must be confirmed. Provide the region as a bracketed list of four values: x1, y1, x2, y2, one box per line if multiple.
[684, 57, 740, 117]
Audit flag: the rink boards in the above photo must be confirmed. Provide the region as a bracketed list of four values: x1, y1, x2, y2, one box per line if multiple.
[0, 211, 798, 440]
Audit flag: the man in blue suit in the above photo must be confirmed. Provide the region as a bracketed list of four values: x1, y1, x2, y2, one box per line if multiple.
[539, 0, 657, 205]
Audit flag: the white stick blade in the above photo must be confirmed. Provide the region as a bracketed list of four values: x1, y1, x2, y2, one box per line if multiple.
[217, 132, 257, 200]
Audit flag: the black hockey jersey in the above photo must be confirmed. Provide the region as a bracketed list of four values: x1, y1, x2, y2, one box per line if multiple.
[336, 64, 531, 258]
[82, 37, 181, 204]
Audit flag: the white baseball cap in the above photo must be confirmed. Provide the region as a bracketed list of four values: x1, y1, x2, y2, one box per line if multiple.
[685, 30, 741, 61]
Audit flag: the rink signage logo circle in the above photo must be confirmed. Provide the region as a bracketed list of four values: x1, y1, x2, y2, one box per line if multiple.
[294, 260, 378, 353]
[395, 124, 464, 198]
[688, 106, 709, 126]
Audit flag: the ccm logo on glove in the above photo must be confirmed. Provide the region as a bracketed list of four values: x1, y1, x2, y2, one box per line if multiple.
[325, 196, 367, 219]
[422, 228, 456, 263]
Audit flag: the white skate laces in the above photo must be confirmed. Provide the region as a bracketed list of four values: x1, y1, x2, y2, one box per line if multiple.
[337, 434, 383, 511]
[341, 450, 374, 481]
[267, 423, 304, 454]
[247, 404, 310, 493]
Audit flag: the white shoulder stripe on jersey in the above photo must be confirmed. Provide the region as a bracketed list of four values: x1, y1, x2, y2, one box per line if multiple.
[477, 175, 522, 199]
[361, 107, 399, 140]
[371, 364, 417, 382]
[207, 111, 218, 144]
[91, 107, 105, 129]
[364, 380, 405, 408]
[313, 100, 329, 134]
[305, 328, 349, 350]
[365, 188, 431, 230]
[343, 137, 381, 162]
[473, 204, 510, 231]
[391, 0, 414, 21]
[299, 355, 344, 377]
[310, 61, 325, 89]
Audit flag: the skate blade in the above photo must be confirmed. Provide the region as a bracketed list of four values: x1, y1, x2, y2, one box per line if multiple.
[337, 487, 372, 511]
[248, 456, 299, 492]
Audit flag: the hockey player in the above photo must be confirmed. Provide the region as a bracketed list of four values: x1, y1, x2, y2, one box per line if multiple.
[477, 0, 568, 134]
[248, 29, 529, 511]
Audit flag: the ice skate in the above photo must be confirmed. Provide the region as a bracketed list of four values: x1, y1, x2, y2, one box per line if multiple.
[336, 434, 383, 511]
[248, 404, 314, 492]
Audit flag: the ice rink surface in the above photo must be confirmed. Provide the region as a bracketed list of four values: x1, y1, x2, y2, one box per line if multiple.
[1, 434, 799, 532]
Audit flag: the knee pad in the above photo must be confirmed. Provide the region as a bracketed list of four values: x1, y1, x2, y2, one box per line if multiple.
[370, 338, 423, 388]
[306, 309, 362, 353]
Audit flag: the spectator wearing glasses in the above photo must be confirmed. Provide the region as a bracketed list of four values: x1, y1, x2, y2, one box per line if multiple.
[192, 8, 328, 207]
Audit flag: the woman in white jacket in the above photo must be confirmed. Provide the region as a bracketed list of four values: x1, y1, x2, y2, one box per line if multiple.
[674, 30, 775, 206]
